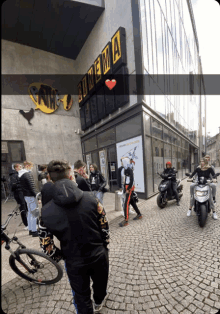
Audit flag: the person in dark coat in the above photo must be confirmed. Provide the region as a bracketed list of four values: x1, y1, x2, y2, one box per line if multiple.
[9, 164, 28, 228]
[89, 163, 106, 204]
[118, 157, 142, 227]
[19, 161, 38, 236]
[38, 160, 110, 313]
[73, 160, 91, 191]
[161, 161, 180, 206]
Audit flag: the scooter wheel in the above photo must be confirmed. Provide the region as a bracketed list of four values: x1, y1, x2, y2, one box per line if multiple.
[157, 194, 166, 209]
[198, 204, 207, 228]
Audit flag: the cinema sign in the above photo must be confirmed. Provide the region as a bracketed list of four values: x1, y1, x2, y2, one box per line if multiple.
[78, 27, 129, 130]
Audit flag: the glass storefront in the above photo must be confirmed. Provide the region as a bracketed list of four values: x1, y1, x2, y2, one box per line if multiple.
[143, 112, 192, 195]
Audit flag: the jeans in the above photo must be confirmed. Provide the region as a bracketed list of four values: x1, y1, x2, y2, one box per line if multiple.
[65, 247, 109, 314]
[93, 191, 104, 205]
[24, 196, 38, 232]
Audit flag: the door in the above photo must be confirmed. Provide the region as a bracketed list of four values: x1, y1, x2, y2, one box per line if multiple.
[106, 145, 118, 192]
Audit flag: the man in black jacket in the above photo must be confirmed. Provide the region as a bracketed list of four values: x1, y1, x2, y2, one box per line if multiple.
[38, 160, 109, 313]
[19, 161, 38, 237]
[118, 157, 142, 227]
[162, 161, 180, 206]
[74, 160, 91, 191]
[9, 164, 28, 228]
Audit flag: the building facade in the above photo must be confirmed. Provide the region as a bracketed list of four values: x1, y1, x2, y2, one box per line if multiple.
[2, 0, 206, 199]
[206, 131, 220, 167]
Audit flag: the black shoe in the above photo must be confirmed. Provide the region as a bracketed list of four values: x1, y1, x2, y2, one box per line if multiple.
[213, 197, 216, 204]
[133, 214, 143, 220]
[31, 232, 38, 237]
[119, 220, 128, 227]
[176, 201, 180, 206]
[29, 231, 33, 235]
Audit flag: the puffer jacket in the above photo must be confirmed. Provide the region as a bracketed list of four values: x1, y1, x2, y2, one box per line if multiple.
[9, 169, 22, 192]
[39, 179, 110, 261]
[19, 170, 38, 197]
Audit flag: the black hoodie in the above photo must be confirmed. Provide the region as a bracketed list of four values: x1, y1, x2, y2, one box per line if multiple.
[40, 179, 109, 261]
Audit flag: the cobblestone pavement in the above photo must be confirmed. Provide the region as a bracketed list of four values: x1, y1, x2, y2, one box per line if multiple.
[2, 173, 220, 314]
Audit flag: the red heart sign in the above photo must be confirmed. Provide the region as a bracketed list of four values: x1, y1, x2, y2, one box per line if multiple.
[105, 79, 117, 90]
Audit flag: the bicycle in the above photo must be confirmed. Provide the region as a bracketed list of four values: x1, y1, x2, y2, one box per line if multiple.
[1, 205, 63, 285]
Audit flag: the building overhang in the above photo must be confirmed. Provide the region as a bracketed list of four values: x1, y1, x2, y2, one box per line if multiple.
[1, 0, 105, 60]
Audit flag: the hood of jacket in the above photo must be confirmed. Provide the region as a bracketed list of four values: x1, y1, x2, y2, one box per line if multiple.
[122, 157, 130, 170]
[52, 179, 83, 206]
[18, 169, 29, 178]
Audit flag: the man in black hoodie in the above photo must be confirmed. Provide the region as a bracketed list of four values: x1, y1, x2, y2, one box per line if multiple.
[9, 164, 28, 227]
[38, 160, 109, 314]
[73, 160, 91, 191]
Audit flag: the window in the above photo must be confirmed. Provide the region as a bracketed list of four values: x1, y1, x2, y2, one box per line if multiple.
[144, 113, 151, 135]
[152, 118, 163, 139]
[152, 138, 164, 190]
[97, 128, 116, 148]
[116, 115, 142, 142]
[8, 142, 25, 162]
[84, 137, 97, 153]
[145, 136, 154, 195]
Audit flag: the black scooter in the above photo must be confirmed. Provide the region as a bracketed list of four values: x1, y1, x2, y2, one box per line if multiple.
[157, 171, 183, 209]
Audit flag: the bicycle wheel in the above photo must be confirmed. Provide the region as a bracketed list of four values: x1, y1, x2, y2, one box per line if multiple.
[9, 249, 63, 285]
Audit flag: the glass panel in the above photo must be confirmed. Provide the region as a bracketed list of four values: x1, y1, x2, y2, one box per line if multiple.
[8, 142, 22, 162]
[145, 136, 154, 195]
[163, 127, 172, 143]
[152, 118, 163, 139]
[152, 138, 164, 191]
[177, 147, 183, 179]
[97, 128, 116, 148]
[172, 145, 178, 169]
[116, 115, 142, 142]
[164, 143, 172, 167]
[91, 151, 100, 170]
[144, 113, 151, 135]
[84, 137, 97, 153]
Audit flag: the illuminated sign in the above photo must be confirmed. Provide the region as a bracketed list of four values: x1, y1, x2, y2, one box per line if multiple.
[102, 42, 112, 75]
[28, 83, 73, 113]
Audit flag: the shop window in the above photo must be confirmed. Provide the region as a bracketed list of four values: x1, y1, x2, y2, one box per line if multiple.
[8, 141, 25, 162]
[84, 137, 97, 153]
[97, 128, 116, 148]
[152, 138, 164, 191]
[163, 127, 172, 143]
[116, 115, 141, 142]
[152, 118, 163, 139]
[91, 151, 100, 170]
[144, 113, 151, 135]
[145, 136, 154, 195]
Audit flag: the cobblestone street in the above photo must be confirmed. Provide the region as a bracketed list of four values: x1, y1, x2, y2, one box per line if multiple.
[2, 174, 220, 314]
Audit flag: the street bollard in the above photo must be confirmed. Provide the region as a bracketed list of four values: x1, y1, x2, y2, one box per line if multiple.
[115, 190, 124, 211]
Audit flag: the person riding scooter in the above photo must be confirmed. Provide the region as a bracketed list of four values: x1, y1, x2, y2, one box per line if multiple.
[161, 161, 180, 206]
[204, 155, 217, 205]
[186, 158, 217, 220]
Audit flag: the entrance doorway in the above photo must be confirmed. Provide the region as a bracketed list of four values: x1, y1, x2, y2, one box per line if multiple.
[106, 145, 118, 193]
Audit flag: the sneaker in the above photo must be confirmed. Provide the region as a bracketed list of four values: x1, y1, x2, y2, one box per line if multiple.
[213, 198, 216, 204]
[212, 212, 218, 220]
[133, 214, 143, 220]
[176, 201, 180, 206]
[187, 209, 192, 217]
[31, 232, 39, 237]
[119, 220, 128, 227]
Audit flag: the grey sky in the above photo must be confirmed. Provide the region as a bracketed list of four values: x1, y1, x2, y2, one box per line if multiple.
[192, 0, 220, 136]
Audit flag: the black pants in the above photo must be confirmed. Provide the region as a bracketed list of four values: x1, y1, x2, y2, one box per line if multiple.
[65, 247, 109, 314]
[14, 191, 28, 227]
[124, 185, 141, 221]
[170, 181, 179, 202]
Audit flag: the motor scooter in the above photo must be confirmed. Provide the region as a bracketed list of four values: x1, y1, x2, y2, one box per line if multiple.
[185, 172, 220, 227]
[157, 171, 183, 209]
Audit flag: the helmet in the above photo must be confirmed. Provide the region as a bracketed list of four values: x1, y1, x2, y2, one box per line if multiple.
[166, 161, 172, 167]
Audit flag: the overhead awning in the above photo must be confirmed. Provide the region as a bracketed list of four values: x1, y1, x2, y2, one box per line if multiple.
[1, 0, 105, 60]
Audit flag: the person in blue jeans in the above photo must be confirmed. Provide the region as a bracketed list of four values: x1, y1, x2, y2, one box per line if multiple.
[89, 164, 107, 205]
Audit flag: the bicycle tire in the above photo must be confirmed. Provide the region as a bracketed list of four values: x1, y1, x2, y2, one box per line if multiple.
[9, 249, 63, 285]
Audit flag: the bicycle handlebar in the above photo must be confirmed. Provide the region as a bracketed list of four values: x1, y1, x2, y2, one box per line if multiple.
[1, 205, 20, 231]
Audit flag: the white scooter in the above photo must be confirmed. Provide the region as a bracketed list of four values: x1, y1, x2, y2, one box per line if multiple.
[186, 172, 219, 227]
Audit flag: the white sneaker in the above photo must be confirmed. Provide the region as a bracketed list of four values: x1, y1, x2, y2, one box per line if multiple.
[213, 212, 218, 220]
[187, 209, 192, 217]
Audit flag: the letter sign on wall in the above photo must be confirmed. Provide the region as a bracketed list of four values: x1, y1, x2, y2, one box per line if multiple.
[77, 82, 83, 106]
[111, 27, 127, 72]
[102, 42, 112, 76]
[94, 55, 103, 85]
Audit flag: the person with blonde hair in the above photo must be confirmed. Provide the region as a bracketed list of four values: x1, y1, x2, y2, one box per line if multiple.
[19, 161, 39, 236]
[187, 158, 217, 219]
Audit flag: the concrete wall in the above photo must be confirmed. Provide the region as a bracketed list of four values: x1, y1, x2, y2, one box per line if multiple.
[75, 0, 138, 135]
[2, 39, 82, 166]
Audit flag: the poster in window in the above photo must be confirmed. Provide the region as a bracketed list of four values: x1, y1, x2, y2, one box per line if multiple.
[86, 154, 92, 175]
[116, 135, 145, 193]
